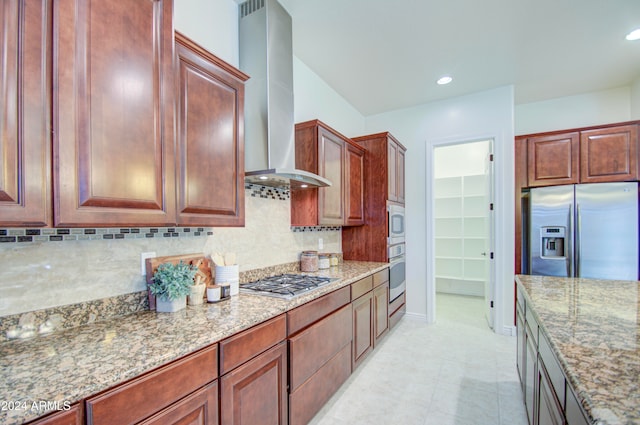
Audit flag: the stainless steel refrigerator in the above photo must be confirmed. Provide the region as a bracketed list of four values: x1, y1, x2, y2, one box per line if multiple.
[528, 182, 638, 280]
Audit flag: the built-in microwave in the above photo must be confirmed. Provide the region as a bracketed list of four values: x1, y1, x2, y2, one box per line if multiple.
[388, 204, 405, 245]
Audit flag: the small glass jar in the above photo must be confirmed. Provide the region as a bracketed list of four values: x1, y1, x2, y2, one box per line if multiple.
[330, 253, 339, 267]
[300, 251, 318, 272]
[318, 254, 331, 269]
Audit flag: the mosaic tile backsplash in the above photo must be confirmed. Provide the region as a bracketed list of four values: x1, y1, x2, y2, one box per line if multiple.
[0, 187, 341, 317]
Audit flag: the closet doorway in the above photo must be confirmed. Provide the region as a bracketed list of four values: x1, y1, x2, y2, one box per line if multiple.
[433, 139, 495, 328]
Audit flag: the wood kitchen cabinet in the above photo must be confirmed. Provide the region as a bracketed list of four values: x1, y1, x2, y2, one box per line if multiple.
[175, 32, 248, 227]
[580, 124, 638, 183]
[343, 132, 407, 262]
[291, 120, 365, 226]
[220, 315, 288, 425]
[373, 280, 389, 344]
[0, 0, 51, 227]
[86, 344, 218, 424]
[29, 404, 83, 425]
[288, 288, 352, 425]
[527, 132, 580, 187]
[53, 0, 177, 227]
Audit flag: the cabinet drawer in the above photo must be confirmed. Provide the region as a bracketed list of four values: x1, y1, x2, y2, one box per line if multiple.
[289, 343, 351, 425]
[86, 344, 218, 425]
[372, 268, 389, 288]
[30, 404, 83, 425]
[287, 286, 350, 335]
[289, 304, 352, 391]
[525, 307, 539, 346]
[389, 291, 405, 316]
[351, 274, 373, 300]
[220, 314, 286, 374]
[516, 284, 525, 312]
[539, 332, 565, 408]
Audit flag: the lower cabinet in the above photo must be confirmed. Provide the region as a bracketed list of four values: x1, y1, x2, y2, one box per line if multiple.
[28, 405, 83, 425]
[537, 360, 565, 425]
[373, 282, 389, 343]
[140, 382, 218, 425]
[219, 315, 288, 425]
[220, 342, 288, 425]
[86, 345, 218, 425]
[352, 291, 374, 370]
[517, 285, 591, 425]
[288, 304, 352, 425]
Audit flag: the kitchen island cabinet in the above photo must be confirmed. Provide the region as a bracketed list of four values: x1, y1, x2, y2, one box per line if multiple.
[0, 0, 51, 227]
[516, 275, 640, 425]
[291, 120, 365, 226]
[28, 405, 83, 425]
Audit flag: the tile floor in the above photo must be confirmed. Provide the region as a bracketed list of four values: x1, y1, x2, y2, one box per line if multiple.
[309, 293, 529, 425]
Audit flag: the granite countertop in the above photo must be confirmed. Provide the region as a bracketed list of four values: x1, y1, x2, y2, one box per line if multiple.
[0, 261, 389, 425]
[515, 275, 640, 425]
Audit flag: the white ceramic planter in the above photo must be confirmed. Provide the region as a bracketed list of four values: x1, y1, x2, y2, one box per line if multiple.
[155, 296, 186, 313]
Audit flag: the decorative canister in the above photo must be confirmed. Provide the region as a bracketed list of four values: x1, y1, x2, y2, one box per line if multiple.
[330, 253, 339, 267]
[300, 251, 319, 272]
[318, 254, 330, 269]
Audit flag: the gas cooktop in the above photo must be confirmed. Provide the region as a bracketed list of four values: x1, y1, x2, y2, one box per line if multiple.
[240, 274, 337, 299]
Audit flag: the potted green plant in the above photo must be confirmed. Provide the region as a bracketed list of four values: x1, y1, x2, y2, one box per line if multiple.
[149, 261, 197, 312]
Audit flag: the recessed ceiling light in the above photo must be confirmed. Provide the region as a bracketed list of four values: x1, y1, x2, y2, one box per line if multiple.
[259, 176, 268, 180]
[626, 28, 640, 41]
[437, 76, 453, 85]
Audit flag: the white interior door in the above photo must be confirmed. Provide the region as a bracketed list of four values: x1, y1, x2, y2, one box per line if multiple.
[483, 140, 495, 329]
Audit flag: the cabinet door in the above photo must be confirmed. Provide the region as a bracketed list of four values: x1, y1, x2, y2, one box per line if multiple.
[580, 124, 638, 183]
[175, 33, 246, 227]
[318, 127, 345, 225]
[53, 0, 176, 226]
[516, 303, 525, 392]
[345, 143, 364, 225]
[388, 141, 398, 201]
[525, 324, 538, 425]
[373, 282, 389, 344]
[537, 360, 565, 425]
[140, 382, 218, 425]
[527, 133, 579, 187]
[0, 0, 51, 226]
[221, 341, 288, 425]
[397, 145, 406, 204]
[352, 292, 373, 370]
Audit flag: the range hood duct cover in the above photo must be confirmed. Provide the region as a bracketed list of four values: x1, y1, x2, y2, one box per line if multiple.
[239, 0, 331, 188]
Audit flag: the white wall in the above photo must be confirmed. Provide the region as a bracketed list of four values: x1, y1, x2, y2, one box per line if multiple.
[293, 58, 366, 135]
[365, 86, 515, 335]
[515, 86, 632, 135]
[174, 0, 239, 66]
[632, 78, 640, 119]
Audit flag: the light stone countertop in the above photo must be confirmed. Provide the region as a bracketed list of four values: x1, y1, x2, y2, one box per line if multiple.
[515, 275, 640, 425]
[0, 261, 389, 425]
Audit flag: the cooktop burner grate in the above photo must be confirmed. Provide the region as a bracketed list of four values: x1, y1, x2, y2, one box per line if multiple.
[240, 274, 336, 298]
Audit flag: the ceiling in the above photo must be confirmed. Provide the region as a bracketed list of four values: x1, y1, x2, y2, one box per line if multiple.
[275, 0, 640, 116]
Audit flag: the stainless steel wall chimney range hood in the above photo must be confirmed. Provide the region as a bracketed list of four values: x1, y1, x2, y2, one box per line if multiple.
[239, 0, 331, 188]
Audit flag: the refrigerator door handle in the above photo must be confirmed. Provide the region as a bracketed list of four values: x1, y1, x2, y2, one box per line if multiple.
[568, 203, 574, 277]
[575, 203, 581, 277]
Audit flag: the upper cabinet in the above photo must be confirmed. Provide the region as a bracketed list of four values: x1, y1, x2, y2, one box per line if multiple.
[1, 2, 247, 228]
[54, 0, 177, 227]
[342, 132, 407, 262]
[387, 138, 406, 204]
[291, 120, 365, 227]
[580, 124, 638, 183]
[175, 32, 248, 227]
[527, 132, 580, 187]
[0, 0, 51, 227]
[522, 122, 639, 188]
